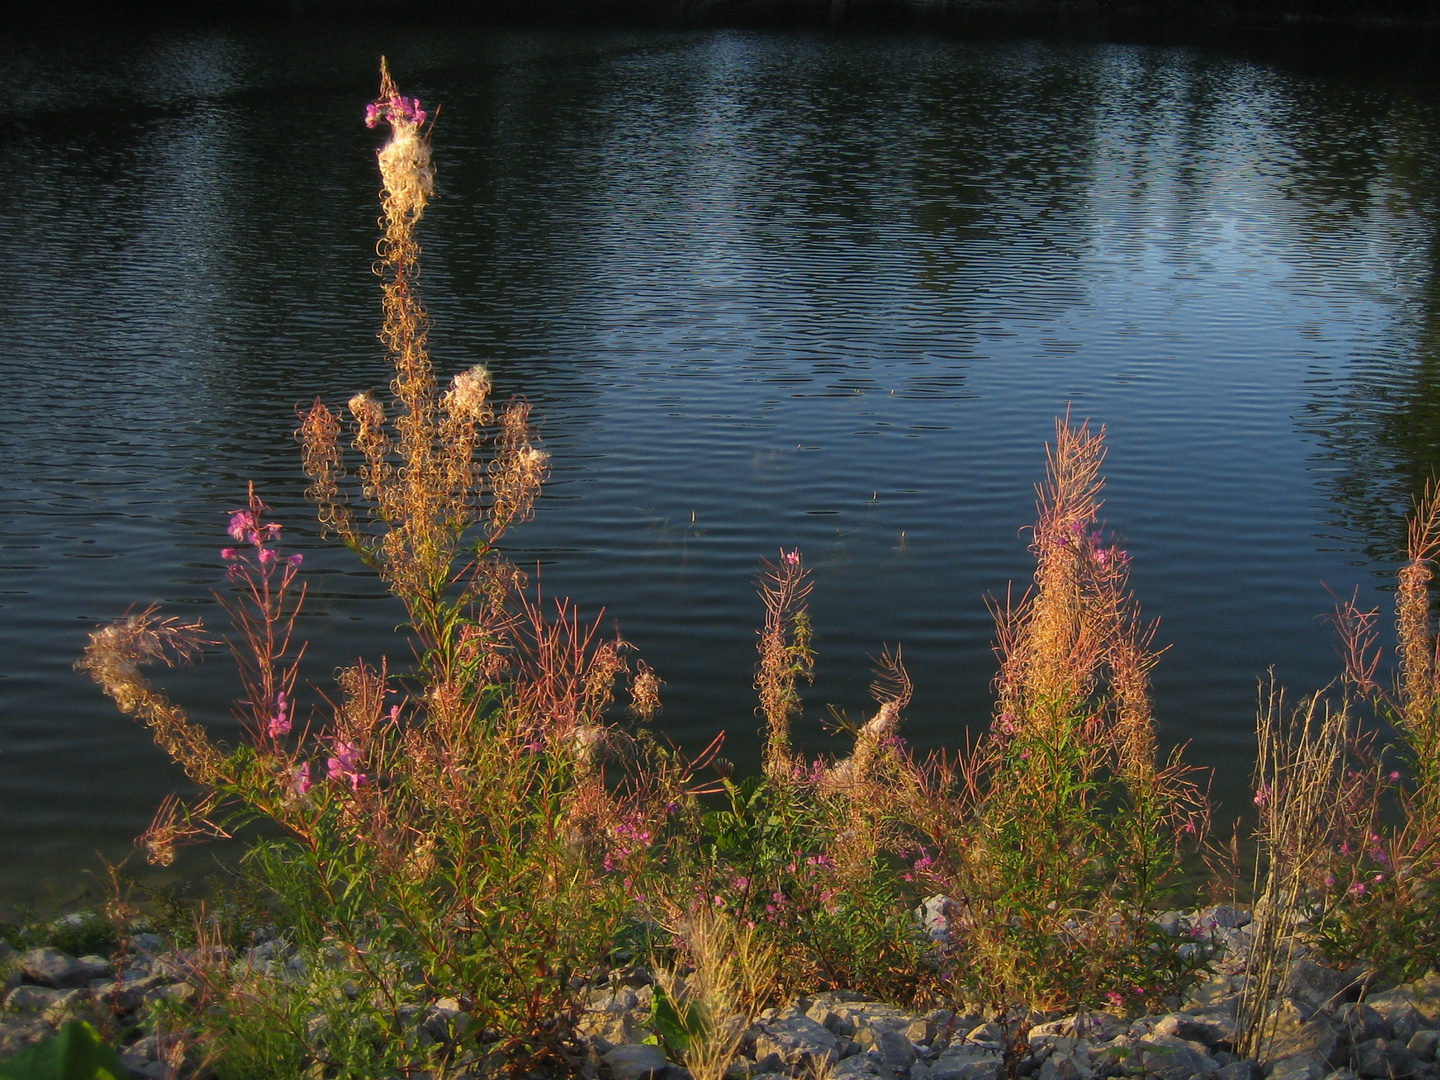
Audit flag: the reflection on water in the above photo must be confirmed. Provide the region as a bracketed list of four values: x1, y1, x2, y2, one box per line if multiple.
[0, 23, 1438, 910]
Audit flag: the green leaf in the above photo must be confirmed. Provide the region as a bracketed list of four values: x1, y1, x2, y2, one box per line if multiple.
[649, 983, 706, 1057]
[0, 1021, 129, 1080]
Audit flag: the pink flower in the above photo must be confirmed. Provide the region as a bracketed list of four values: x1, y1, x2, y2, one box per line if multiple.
[327, 740, 362, 786]
[258, 548, 276, 565]
[220, 548, 239, 560]
[293, 762, 312, 795]
[783, 549, 800, 567]
[1253, 785, 1272, 807]
[228, 510, 256, 542]
[287, 553, 303, 568]
[267, 691, 291, 738]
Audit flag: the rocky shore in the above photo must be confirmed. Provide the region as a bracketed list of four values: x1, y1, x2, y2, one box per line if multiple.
[3, 903, 1439, 1080]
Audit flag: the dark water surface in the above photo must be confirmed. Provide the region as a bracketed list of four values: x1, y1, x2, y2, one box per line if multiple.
[2, 21, 1439, 909]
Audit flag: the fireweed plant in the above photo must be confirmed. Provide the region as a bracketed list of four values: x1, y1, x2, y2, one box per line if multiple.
[82, 61, 692, 1078]
[1239, 485, 1440, 1009]
[900, 421, 1212, 1035]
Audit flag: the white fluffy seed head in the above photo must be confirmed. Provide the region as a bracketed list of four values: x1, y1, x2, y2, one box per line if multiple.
[446, 365, 493, 422]
[348, 391, 385, 429]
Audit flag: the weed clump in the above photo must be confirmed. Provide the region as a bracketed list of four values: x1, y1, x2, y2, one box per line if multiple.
[80, 60, 687, 1078]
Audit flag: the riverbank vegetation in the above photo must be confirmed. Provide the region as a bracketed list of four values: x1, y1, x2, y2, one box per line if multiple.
[30, 61, 1440, 1079]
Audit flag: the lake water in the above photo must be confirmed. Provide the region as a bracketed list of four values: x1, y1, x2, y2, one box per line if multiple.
[1, 18, 1438, 910]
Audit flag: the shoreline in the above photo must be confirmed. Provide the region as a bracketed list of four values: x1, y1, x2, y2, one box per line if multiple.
[1, 0, 1438, 35]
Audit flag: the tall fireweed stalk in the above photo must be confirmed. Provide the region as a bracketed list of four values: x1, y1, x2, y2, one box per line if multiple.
[80, 61, 690, 1078]
[905, 419, 1209, 1030]
[691, 550, 940, 1007]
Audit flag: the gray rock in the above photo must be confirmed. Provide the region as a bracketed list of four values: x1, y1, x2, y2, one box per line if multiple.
[1406, 1031, 1439, 1062]
[842, 1004, 926, 1037]
[153, 981, 198, 1006]
[1388, 1006, 1425, 1047]
[19, 947, 111, 990]
[857, 1027, 917, 1071]
[41, 987, 93, 1024]
[909, 1020, 938, 1047]
[4, 984, 64, 1011]
[1215, 1059, 1261, 1080]
[1367, 979, 1440, 1027]
[808, 1004, 846, 1033]
[127, 933, 165, 954]
[1286, 961, 1350, 1021]
[1037, 1053, 1091, 1080]
[1155, 1012, 1236, 1048]
[0, 1017, 52, 1057]
[1271, 1017, 1345, 1067]
[748, 1053, 784, 1075]
[1352, 1037, 1420, 1079]
[1156, 912, 1184, 938]
[93, 972, 165, 1014]
[754, 1015, 840, 1068]
[1137, 1032, 1217, 1079]
[835, 1056, 899, 1080]
[1199, 906, 1252, 930]
[1267, 1055, 1331, 1080]
[1322, 1070, 1360, 1080]
[964, 1023, 1010, 1050]
[125, 1034, 163, 1061]
[0, 939, 14, 963]
[579, 985, 651, 1049]
[118, 1055, 168, 1080]
[1186, 975, 1244, 1013]
[603, 1044, 670, 1080]
[917, 896, 957, 943]
[1211, 929, 1256, 975]
[1335, 1004, 1389, 1045]
[1045, 1017, 1105, 1046]
[420, 998, 472, 1043]
[928, 1045, 1003, 1080]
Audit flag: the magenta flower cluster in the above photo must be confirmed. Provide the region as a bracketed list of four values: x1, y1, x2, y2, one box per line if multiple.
[365, 94, 427, 131]
[327, 740, 366, 790]
[268, 691, 291, 739]
[220, 509, 302, 569]
[602, 817, 654, 873]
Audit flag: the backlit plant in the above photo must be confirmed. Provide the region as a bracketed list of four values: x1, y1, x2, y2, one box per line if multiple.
[80, 60, 687, 1078]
